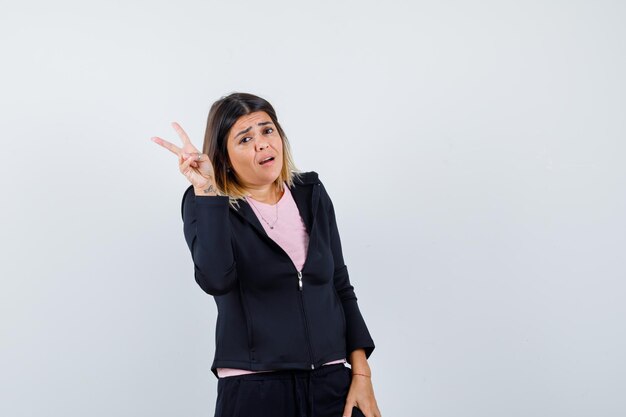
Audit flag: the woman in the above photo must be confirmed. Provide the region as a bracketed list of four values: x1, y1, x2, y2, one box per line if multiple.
[152, 92, 381, 417]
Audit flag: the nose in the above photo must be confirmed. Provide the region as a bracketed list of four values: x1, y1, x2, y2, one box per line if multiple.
[256, 141, 270, 152]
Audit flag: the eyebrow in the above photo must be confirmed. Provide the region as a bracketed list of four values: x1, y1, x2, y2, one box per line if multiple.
[234, 121, 274, 139]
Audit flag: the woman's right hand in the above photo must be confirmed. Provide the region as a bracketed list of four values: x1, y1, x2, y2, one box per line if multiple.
[151, 122, 216, 191]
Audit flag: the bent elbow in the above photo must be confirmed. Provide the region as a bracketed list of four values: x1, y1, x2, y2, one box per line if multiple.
[194, 263, 238, 296]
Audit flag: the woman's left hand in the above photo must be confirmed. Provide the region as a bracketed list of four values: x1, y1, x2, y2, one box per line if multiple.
[342, 373, 382, 417]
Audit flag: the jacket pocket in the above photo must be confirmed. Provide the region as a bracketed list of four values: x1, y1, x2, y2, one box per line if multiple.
[238, 285, 255, 362]
[333, 287, 347, 334]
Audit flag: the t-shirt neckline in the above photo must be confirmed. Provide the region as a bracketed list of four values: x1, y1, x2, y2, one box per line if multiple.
[246, 182, 288, 207]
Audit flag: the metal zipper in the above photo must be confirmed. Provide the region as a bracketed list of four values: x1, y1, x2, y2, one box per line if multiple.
[245, 225, 318, 369]
[297, 269, 315, 369]
[235, 183, 321, 370]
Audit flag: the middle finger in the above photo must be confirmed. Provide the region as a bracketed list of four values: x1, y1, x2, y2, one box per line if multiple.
[171, 122, 194, 147]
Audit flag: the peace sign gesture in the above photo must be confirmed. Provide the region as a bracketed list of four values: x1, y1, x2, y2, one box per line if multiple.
[151, 122, 216, 192]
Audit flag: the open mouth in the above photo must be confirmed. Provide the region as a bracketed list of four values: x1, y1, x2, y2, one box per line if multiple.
[259, 156, 275, 165]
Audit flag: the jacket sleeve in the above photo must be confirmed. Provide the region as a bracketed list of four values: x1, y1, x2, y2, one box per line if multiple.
[181, 185, 238, 295]
[323, 183, 376, 360]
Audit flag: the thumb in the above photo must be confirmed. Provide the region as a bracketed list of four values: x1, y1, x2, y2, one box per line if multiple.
[342, 401, 355, 417]
[183, 153, 208, 168]
[182, 152, 203, 160]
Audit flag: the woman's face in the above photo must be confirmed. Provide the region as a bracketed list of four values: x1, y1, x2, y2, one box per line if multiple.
[226, 111, 284, 190]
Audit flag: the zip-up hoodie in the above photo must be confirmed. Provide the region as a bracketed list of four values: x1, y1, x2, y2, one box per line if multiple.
[181, 171, 375, 379]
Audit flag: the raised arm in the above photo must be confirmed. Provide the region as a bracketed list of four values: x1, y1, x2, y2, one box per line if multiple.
[181, 186, 238, 295]
[151, 122, 238, 296]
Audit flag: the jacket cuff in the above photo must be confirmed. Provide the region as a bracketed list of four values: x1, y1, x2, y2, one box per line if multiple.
[343, 299, 375, 360]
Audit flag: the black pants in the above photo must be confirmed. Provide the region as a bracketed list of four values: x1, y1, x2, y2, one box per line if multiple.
[214, 363, 366, 417]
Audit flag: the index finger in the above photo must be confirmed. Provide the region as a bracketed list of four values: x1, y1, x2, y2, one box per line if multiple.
[151, 136, 182, 156]
[171, 121, 194, 147]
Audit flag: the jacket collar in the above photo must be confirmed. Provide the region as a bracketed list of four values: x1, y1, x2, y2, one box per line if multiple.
[292, 170, 319, 185]
[231, 171, 321, 238]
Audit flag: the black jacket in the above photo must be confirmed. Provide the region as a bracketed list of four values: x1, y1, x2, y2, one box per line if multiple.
[181, 171, 375, 379]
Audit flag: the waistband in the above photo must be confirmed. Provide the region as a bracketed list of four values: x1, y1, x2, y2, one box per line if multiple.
[218, 362, 347, 381]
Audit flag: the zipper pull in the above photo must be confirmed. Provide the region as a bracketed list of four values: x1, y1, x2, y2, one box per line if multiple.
[298, 271, 303, 291]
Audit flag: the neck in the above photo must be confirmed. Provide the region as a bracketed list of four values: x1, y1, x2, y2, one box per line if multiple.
[246, 182, 282, 204]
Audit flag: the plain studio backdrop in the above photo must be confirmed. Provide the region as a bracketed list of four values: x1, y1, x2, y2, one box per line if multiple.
[1, 1, 625, 416]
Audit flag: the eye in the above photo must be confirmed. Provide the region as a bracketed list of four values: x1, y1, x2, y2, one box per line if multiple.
[265, 127, 274, 134]
[240, 136, 251, 144]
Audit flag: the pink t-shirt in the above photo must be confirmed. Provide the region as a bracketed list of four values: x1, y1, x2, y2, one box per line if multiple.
[216, 182, 346, 378]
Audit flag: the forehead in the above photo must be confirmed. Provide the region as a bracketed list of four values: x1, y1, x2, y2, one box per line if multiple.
[231, 111, 272, 131]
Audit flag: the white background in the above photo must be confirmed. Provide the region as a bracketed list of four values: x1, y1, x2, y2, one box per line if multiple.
[1, 1, 625, 416]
